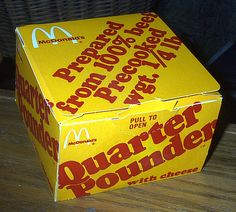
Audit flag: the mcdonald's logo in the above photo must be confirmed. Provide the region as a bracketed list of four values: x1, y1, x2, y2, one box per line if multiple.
[64, 128, 97, 149]
[32, 26, 79, 48]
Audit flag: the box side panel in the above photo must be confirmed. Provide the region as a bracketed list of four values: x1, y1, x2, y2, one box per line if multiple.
[15, 35, 59, 197]
[56, 94, 221, 201]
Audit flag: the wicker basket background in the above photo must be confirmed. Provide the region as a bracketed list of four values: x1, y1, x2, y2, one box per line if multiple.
[0, 0, 152, 58]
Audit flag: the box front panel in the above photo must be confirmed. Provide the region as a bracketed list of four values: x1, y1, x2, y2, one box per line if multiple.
[15, 36, 59, 196]
[57, 96, 221, 201]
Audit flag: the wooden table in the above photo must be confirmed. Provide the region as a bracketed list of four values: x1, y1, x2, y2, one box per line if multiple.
[0, 89, 235, 211]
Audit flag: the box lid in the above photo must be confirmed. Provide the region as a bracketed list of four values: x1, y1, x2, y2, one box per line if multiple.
[16, 13, 220, 122]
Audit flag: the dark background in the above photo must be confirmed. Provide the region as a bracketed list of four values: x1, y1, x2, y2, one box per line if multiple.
[0, 0, 235, 122]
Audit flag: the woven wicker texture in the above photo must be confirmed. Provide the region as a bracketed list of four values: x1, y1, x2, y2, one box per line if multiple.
[0, 0, 152, 58]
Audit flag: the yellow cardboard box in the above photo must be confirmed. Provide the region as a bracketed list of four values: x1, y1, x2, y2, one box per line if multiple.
[15, 12, 222, 201]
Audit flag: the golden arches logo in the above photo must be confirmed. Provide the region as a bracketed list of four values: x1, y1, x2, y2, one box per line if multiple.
[32, 26, 78, 48]
[64, 128, 92, 149]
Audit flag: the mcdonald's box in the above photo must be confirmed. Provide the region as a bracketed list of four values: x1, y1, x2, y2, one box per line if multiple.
[15, 12, 222, 201]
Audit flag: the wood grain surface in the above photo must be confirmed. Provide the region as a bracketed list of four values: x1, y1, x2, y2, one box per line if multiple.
[0, 89, 235, 212]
